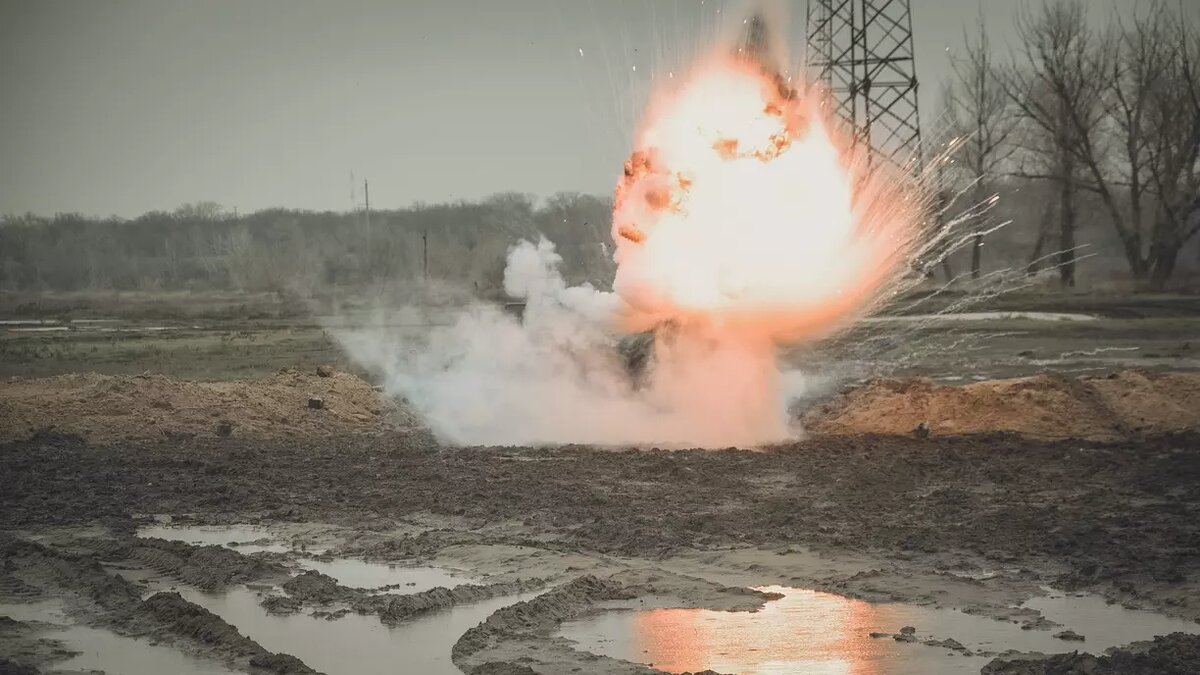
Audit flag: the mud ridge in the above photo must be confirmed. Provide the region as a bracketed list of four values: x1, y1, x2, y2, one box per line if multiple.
[113, 536, 287, 591]
[269, 568, 546, 625]
[981, 631, 1200, 674]
[452, 575, 633, 672]
[0, 534, 315, 674]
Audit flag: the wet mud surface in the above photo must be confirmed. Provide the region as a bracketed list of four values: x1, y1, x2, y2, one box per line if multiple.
[3, 373, 1200, 672]
[4, 429, 1199, 602]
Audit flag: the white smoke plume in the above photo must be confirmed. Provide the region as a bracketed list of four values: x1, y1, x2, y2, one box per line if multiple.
[336, 238, 812, 447]
[335, 5, 941, 449]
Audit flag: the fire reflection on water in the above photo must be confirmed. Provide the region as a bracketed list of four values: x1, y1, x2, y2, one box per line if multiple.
[630, 586, 907, 675]
[562, 583, 1200, 674]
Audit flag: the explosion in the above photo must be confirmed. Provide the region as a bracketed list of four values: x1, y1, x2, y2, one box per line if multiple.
[587, 48, 926, 445]
[340, 15, 932, 448]
[612, 53, 920, 341]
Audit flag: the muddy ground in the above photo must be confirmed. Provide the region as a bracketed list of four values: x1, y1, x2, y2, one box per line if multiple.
[2, 393, 1200, 672]
[2, 292, 1198, 382]
[2, 292, 1200, 674]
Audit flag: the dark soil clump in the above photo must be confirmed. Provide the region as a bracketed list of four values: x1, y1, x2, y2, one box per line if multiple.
[982, 632, 1200, 674]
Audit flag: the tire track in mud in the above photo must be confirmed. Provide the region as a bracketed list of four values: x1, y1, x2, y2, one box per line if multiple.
[265, 567, 547, 624]
[0, 534, 316, 674]
[452, 575, 634, 673]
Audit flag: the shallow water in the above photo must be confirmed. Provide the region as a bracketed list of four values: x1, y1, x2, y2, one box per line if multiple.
[135, 523, 471, 589]
[557, 585, 1200, 675]
[302, 558, 470, 590]
[1024, 591, 1199, 648]
[136, 523, 290, 554]
[176, 585, 537, 675]
[0, 600, 236, 675]
[120, 533, 513, 675]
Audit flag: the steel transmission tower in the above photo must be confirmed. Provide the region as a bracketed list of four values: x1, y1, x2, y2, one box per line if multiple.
[805, 0, 923, 170]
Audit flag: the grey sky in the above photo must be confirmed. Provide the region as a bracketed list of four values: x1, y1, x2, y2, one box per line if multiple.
[0, 0, 1165, 217]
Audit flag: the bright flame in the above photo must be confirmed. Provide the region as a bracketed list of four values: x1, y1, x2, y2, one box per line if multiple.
[339, 29, 938, 449]
[612, 55, 920, 341]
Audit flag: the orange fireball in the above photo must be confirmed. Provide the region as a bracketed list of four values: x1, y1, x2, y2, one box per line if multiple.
[612, 55, 921, 344]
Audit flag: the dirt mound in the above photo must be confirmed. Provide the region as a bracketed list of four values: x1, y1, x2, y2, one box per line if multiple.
[0, 369, 418, 443]
[802, 369, 1200, 440]
[279, 570, 343, 604]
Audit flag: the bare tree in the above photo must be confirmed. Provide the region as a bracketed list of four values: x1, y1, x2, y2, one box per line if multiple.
[1001, 0, 1108, 288]
[945, 14, 1019, 279]
[1081, 2, 1200, 286]
[1133, 5, 1200, 286]
[1005, 0, 1200, 288]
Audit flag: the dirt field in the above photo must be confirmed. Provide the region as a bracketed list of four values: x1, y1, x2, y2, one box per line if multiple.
[2, 292, 1200, 674]
[2, 291, 1198, 383]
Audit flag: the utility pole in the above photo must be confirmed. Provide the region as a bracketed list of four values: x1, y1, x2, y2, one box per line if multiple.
[422, 229, 428, 280]
[805, 0, 924, 171]
[363, 179, 371, 237]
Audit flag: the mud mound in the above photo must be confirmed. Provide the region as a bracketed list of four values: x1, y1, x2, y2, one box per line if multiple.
[126, 592, 314, 673]
[133, 592, 261, 656]
[453, 575, 631, 666]
[366, 579, 546, 625]
[249, 652, 317, 674]
[116, 537, 286, 591]
[0, 369, 419, 442]
[274, 569, 545, 625]
[802, 369, 1200, 440]
[982, 632, 1200, 674]
[279, 570, 343, 604]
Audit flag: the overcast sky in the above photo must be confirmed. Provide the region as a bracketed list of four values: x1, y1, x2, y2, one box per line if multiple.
[0, 0, 1174, 217]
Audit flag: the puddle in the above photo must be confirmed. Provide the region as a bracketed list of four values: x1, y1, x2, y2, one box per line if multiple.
[135, 524, 471, 590]
[136, 523, 291, 554]
[124, 524, 556, 673]
[0, 600, 236, 675]
[172, 585, 537, 675]
[1025, 591, 1199, 649]
[557, 586, 1200, 675]
[302, 559, 470, 590]
[116, 537, 506, 674]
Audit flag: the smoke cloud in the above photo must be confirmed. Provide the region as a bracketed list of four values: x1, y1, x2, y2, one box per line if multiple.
[337, 238, 812, 447]
[337, 7, 929, 449]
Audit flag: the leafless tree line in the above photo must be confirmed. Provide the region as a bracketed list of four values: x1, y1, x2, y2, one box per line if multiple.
[0, 193, 614, 296]
[943, 0, 1199, 288]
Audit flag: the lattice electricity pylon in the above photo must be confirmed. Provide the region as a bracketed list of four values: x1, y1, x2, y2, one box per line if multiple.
[805, 0, 923, 171]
